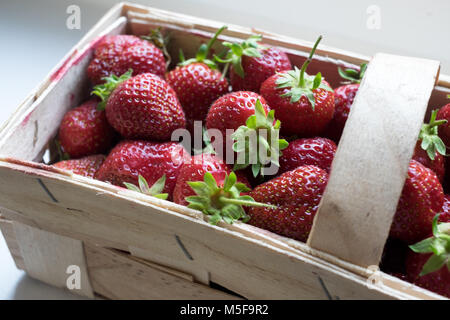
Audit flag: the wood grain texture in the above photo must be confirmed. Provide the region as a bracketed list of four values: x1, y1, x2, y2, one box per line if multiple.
[85, 244, 238, 300]
[308, 53, 440, 267]
[0, 218, 25, 270]
[129, 246, 210, 285]
[0, 163, 441, 299]
[13, 222, 94, 298]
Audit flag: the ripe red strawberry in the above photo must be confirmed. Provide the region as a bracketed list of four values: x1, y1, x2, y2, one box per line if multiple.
[248, 165, 328, 242]
[407, 215, 450, 298]
[96, 141, 191, 199]
[53, 154, 105, 178]
[260, 36, 334, 137]
[173, 153, 250, 206]
[436, 102, 450, 147]
[166, 27, 229, 127]
[323, 63, 366, 142]
[58, 99, 116, 158]
[206, 91, 270, 137]
[217, 35, 291, 92]
[92, 71, 186, 141]
[390, 160, 444, 244]
[87, 35, 166, 84]
[412, 109, 447, 182]
[206, 92, 288, 177]
[279, 137, 336, 174]
[412, 142, 445, 182]
[205, 91, 269, 159]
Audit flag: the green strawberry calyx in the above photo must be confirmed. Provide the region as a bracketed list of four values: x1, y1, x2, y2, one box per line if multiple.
[123, 174, 169, 200]
[275, 35, 332, 111]
[186, 171, 275, 225]
[141, 27, 171, 69]
[214, 34, 264, 78]
[179, 26, 227, 69]
[338, 62, 367, 84]
[91, 69, 133, 110]
[409, 214, 450, 277]
[231, 99, 289, 177]
[419, 109, 447, 160]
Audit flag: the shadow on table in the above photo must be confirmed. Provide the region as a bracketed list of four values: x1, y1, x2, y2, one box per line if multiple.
[12, 274, 89, 300]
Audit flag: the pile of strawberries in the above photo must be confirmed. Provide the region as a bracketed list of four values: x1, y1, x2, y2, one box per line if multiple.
[53, 27, 449, 297]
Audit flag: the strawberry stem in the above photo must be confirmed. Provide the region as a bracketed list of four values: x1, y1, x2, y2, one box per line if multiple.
[338, 62, 368, 84]
[419, 109, 447, 160]
[205, 25, 227, 57]
[299, 35, 322, 88]
[220, 197, 276, 209]
[214, 34, 263, 78]
[275, 35, 331, 110]
[179, 26, 227, 69]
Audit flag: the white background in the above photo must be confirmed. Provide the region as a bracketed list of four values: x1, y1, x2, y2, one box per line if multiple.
[0, 0, 448, 299]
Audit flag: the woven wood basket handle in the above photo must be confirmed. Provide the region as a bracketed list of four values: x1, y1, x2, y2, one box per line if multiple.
[307, 53, 440, 268]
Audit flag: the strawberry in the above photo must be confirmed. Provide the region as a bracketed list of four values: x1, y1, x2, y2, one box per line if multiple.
[205, 91, 267, 158]
[95, 141, 191, 199]
[173, 153, 249, 206]
[412, 143, 445, 183]
[206, 92, 288, 177]
[92, 71, 186, 141]
[436, 102, 450, 147]
[407, 215, 450, 298]
[206, 91, 270, 137]
[278, 137, 336, 174]
[216, 35, 291, 92]
[323, 63, 367, 142]
[87, 35, 166, 84]
[260, 36, 335, 137]
[412, 109, 447, 182]
[166, 27, 229, 127]
[390, 160, 444, 244]
[53, 154, 105, 178]
[58, 99, 116, 158]
[248, 165, 328, 242]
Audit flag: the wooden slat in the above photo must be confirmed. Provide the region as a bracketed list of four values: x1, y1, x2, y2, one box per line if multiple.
[0, 218, 26, 270]
[85, 244, 238, 300]
[13, 222, 94, 298]
[0, 163, 433, 300]
[129, 246, 210, 285]
[308, 53, 440, 267]
[2, 206, 443, 300]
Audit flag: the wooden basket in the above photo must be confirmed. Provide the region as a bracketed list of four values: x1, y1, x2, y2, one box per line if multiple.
[0, 2, 448, 300]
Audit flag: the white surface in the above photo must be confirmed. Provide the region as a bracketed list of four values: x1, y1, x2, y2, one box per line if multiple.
[0, 0, 448, 300]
